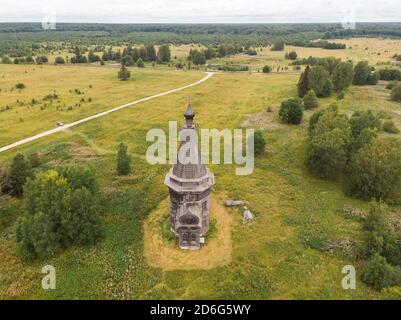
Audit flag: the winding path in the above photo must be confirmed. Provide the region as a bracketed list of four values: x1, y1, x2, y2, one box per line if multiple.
[0, 72, 215, 154]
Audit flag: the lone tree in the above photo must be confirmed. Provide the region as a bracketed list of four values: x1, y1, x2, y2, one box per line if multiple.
[118, 65, 131, 81]
[271, 38, 285, 51]
[116, 143, 131, 175]
[303, 90, 319, 109]
[254, 130, 266, 155]
[9, 153, 32, 197]
[297, 65, 311, 98]
[279, 98, 304, 125]
[332, 61, 354, 92]
[136, 58, 145, 68]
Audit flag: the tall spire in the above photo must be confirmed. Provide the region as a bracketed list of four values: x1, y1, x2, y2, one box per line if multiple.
[184, 97, 195, 127]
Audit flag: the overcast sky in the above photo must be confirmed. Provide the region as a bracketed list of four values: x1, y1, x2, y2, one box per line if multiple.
[0, 0, 399, 23]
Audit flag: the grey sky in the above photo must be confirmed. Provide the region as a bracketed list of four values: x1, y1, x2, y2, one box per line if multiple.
[0, 0, 399, 23]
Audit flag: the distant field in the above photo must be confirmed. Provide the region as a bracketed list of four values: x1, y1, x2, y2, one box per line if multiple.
[1, 37, 401, 300]
[0, 65, 203, 146]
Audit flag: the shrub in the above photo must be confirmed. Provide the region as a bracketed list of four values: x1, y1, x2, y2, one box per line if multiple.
[305, 107, 351, 177]
[391, 84, 401, 102]
[308, 109, 325, 134]
[15, 83, 25, 89]
[254, 130, 266, 156]
[55, 56, 65, 64]
[118, 65, 131, 81]
[337, 91, 345, 100]
[35, 55, 48, 64]
[379, 69, 401, 81]
[285, 51, 297, 60]
[157, 45, 171, 62]
[262, 65, 271, 73]
[15, 169, 103, 260]
[303, 90, 319, 109]
[297, 65, 311, 98]
[305, 129, 350, 178]
[2, 56, 12, 64]
[332, 61, 354, 92]
[8, 154, 32, 197]
[349, 110, 381, 137]
[278, 98, 303, 125]
[121, 55, 134, 66]
[367, 71, 380, 85]
[271, 38, 285, 51]
[309, 65, 332, 97]
[116, 142, 131, 175]
[383, 120, 400, 134]
[386, 81, 398, 90]
[136, 58, 145, 68]
[353, 61, 375, 85]
[361, 254, 400, 290]
[347, 137, 401, 200]
[349, 128, 377, 155]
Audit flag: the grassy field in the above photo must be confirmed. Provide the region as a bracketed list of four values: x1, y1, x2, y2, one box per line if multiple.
[1, 38, 401, 300]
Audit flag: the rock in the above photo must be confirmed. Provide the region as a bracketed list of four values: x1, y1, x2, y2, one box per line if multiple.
[224, 199, 245, 207]
[243, 207, 254, 221]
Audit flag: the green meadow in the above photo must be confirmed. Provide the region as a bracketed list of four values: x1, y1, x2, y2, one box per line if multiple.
[1, 38, 401, 299]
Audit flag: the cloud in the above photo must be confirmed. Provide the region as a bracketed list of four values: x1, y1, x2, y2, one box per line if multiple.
[0, 0, 399, 23]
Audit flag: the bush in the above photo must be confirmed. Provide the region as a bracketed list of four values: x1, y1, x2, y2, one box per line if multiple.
[383, 120, 400, 134]
[118, 65, 131, 81]
[305, 129, 350, 178]
[8, 154, 32, 197]
[391, 84, 401, 102]
[136, 58, 145, 68]
[285, 51, 297, 60]
[367, 71, 380, 85]
[278, 98, 303, 125]
[116, 142, 131, 175]
[121, 55, 134, 66]
[262, 65, 271, 73]
[332, 61, 354, 92]
[271, 38, 285, 51]
[337, 91, 345, 100]
[386, 81, 398, 90]
[353, 61, 375, 85]
[254, 130, 266, 156]
[305, 107, 351, 177]
[347, 137, 401, 200]
[379, 69, 401, 81]
[349, 128, 377, 155]
[308, 109, 324, 134]
[15, 168, 103, 260]
[15, 83, 25, 89]
[349, 110, 381, 137]
[361, 254, 400, 290]
[309, 65, 332, 97]
[297, 65, 311, 98]
[35, 55, 48, 64]
[55, 56, 65, 64]
[303, 90, 319, 109]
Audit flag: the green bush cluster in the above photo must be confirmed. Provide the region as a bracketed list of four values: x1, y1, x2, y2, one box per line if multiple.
[15, 166, 104, 260]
